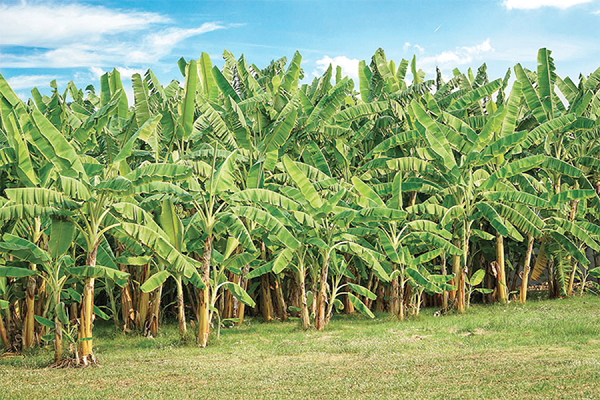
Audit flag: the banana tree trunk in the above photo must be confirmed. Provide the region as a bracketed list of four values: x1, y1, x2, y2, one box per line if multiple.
[176, 276, 186, 340]
[595, 252, 600, 285]
[342, 276, 355, 314]
[78, 245, 98, 366]
[367, 277, 379, 309]
[548, 263, 557, 298]
[259, 243, 274, 322]
[398, 275, 406, 320]
[519, 234, 535, 304]
[390, 273, 399, 317]
[260, 274, 274, 322]
[288, 277, 300, 317]
[23, 272, 36, 349]
[441, 254, 448, 309]
[567, 200, 580, 296]
[137, 263, 151, 332]
[314, 256, 330, 331]
[496, 234, 508, 303]
[567, 260, 579, 297]
[0, 310, 9, 348]
[509, 256, 522, 295]
[197, 236, 212, 348]
[375, 282, 385, 313]
[70, 283, 78, 325]
[297, 271, 310, 330]
[409, 192, 417, 207]
[451, 251, 463, 310]
[106, 280, 120, 330]
[222, 272, 235, 319]
[273, 275, 287, 321]
[54, 292, 63, 363]
[450, 253, 460, 303]
[235, 264, 249, 325]
[365, 270, 374, 306]
[120, 265, 134, 332]
[4, 304, 11, 337]
[457, 275, 467, 313]
[35, 277, 46, 341]
[149, 284, 163, 337]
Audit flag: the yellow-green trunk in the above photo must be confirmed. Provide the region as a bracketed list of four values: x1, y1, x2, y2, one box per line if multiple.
[235, 265, 249, 325]
[298, 273, 310, 330]
[78, 245, 98, 366]
[197, 236, 212, 347]
[314, 256, 330, 331]
[176, 277, 187, 340]
[197, 288, 210, 347]
[260, 274, 274, 322]
[23, 274, 36, 349]
[519, 234, 535, 304]
[496, 234, 508, 303]
[273, 276, 287, 321]
[137, 263, 150, 331]
[566, 200, 579, 296]
[390, 275, 399, 317]
[149, 285, 162, 337]
[450, 253, 460, 303]
[0, 311, 9, 348]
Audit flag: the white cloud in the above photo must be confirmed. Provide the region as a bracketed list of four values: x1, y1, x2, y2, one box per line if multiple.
[6, 74, 58, 90]
[421, 39, 493, 70]
[0, 3, 167, 47]
[0, 24, 226, 69]
[89, 67, 106, 80]
[314, 55, 360, 80]
[503, 0, 592, 10]
[592, 10, 600, 14]
[116, 67, 147, 81]
[0, 3, 232, 70]
[148, 23, 226, 50]
[404, 42, 425, 54]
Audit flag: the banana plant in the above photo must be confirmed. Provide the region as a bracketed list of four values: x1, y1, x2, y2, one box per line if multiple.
[1, 160, 194, 363]
[405, 266, 444, 317]
[235, 212, 315, 329]
[230, 156, 380, 329]
[321, 251, 378, 321]
[515, 50, 600, 297]
[181, 146, 268, 346]
[0, 215, 129, 363]
[392, 75, 576, 310]
[464, 269, 493, 307]
[344, 172, 461, 319]
[206, 239, 258, 336]
[107, 197, 202, 339]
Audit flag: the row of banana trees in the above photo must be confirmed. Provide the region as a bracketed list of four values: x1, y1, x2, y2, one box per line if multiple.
[0, 48, 599, 366]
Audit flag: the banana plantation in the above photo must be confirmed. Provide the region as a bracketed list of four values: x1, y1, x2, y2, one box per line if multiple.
[0, 47, 599, 367]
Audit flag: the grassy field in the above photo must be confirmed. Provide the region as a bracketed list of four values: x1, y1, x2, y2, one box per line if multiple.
[1, 294, 599, 399]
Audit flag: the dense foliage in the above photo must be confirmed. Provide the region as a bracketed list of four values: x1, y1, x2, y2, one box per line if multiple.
[0, 48, 599, 366]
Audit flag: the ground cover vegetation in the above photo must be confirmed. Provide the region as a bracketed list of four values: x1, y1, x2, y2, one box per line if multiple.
[0, 47, 599, 369]
[1, 296, 599, 399]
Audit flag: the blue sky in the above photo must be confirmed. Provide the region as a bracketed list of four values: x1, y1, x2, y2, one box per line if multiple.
[1, 0, 599, 101]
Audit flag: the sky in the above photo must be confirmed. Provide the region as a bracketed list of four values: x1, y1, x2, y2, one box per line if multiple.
[1, 0, 599, 101]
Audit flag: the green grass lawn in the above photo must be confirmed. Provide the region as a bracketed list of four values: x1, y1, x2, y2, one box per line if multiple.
[1, 294, 599, 399]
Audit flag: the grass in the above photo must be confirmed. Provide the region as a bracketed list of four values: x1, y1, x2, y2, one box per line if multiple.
[1, 294, 599, 399]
